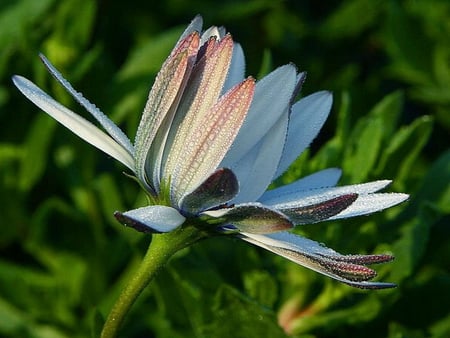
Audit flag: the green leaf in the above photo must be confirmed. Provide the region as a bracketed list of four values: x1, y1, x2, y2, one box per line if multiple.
[19, 114, 56, 191]
[204, 285, 286, 338]
[375, 116, 433, 187]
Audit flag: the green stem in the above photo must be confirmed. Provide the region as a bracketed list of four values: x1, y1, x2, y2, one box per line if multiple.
[100, 225, 205, 338]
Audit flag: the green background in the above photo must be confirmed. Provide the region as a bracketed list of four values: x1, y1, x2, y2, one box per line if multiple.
[0, 0, 449, 337]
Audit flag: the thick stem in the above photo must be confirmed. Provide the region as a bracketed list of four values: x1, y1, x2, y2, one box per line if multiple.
[100, 225, 205, 338]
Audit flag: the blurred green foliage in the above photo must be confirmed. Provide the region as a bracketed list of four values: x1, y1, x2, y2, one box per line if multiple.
[0, 0, 449, 337]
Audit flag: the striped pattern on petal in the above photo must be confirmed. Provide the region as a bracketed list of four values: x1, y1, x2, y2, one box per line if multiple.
[240, 232, 396, 289]
[170, 78, 255, 203]
[134, 32, 200, 189]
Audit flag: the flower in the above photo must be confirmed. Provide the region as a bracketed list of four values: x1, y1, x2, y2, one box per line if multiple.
[13, 15, 408, 289]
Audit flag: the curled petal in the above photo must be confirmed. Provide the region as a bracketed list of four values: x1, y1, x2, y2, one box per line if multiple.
[114, 206, 185, 233]
[39, 54, 135, 156]
[205, 203, 293, 234]
[12, 76, 135, 170]
[281, 193, 358, 225]
[179, 168, 239, 215]
[240, 232, 396, 289]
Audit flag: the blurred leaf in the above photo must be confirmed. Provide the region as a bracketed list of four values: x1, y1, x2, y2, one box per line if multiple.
[243, 270, 278, 308]
[376, 116, 433, 188]
[0, 0, 55, 74]
[319, 0, 383, 39]
[203, 284, 286, 338]
[19, 114, 56, 191]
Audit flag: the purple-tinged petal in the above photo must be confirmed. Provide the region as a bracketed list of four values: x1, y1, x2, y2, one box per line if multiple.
[214, 203, 293, 234]
[261, 180, 393, 206]
[221, 64, 297, 168]
[163, 35, 236, 185]
[281, 193, 358, 225]
[169, 77, 255, 203]
[114, 206, 185, 233]
[39, 54, 135, 156]
[240, 232, 396, 289]
[12, 76, 135, 170]
[329, 193, 409, 220]
[275, 91, 333, 178]
[180, 168, 239, 215]
[134, 32, 200, 189]
[259, 168, 342, 203]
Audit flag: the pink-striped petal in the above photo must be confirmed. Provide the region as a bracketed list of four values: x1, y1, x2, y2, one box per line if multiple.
[170, 78, 255, 203]
[134, 32, 200, 189]
[240, 232, 396, 289]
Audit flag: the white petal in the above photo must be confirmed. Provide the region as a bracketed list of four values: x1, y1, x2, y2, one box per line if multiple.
[241, 231, 337, 255]
[177, 15, 203, 43]
[259, 168, 342, 203]
[232, 107, 289, 203]
[39, 54, 135, 156]
[221, 64, 297, 168]
[221, 42, 246, 95]
[117, 205, 185, 233]
[12, 75, 135, 170]
[275, 91, 333, 177]
[330, 193, 409, 220]
[201, 26, 222, 44]
[262, 180, 393, 207]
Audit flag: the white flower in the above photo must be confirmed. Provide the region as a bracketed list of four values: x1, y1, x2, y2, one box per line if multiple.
[13, 15, 408, 289]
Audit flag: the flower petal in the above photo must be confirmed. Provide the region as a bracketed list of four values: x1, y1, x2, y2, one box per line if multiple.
[12, 75, 135, 170]
[162, 35, 237, 191]
[231, 106, 289, 204]
[177, 15, 203, 43]
[275, 91, 333, 177]
[114, 205, 185, 233]
[210, 203, 293, 234]
[39, 54, 135, 156]
[240, 232, 396, 289]
[261, 180, 393, 206]
[221, 64, 298, 168]
[281, 193, 358, 225]
[168, 77, 255, 202]
[221, 42, 246, 94]
[135, 32, 200, 189]
[329, 193, 409, 220]
[179, 168, 239, 215]
[259, 168, 342, 203]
